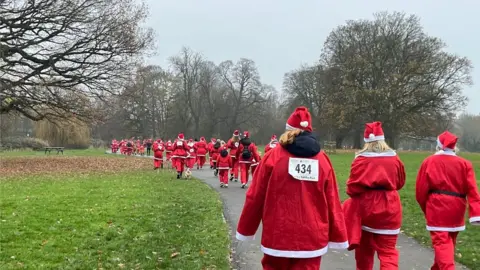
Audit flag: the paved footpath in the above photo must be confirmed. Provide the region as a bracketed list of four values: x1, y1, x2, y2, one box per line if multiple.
[192, 169, 469, 270]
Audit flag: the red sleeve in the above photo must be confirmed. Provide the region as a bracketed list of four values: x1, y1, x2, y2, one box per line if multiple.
[323, 154, 349, 249]
[236, 144, 244, 159]
[466, 161, 480, 224]
[346, 158, 368, 197]
[397, 157, 406, 190]
[252, 145, 261, 162]
[226, 139, 232, 149]
[236, 152, 272, 241]
[415, 159, 430, 214]
[228, 157, 233, 168]
[172, 142, 178, 151]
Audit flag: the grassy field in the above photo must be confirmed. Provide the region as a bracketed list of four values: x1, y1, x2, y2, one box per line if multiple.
[328, 151, 480, 269]
[0, 152, 230, 270]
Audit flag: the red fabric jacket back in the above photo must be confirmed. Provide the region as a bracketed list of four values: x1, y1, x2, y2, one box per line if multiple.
[216, 154, 232, 169]
[227, 138, 240, 157]
[172, 140, 189, 157]
[195, 141, 208, 156]
[344, 151, 405, 235]
[416, 151, 480, 231]
[236, 146, 348, 257]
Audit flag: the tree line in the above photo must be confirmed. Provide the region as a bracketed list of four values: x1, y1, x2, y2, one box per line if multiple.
[0, 2, 475, 149]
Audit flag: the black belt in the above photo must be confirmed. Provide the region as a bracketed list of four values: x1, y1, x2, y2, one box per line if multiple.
[367, 186, 387, 191]
[429, 190, 466, 198]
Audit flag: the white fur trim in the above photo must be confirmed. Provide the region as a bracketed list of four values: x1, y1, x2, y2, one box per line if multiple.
[285, 123, 296, 130]
[369, 133, 375, 139]
[470, 217, 480, 225]
[261, 244, 328, 258]
[236, 231, 255, 241]
[300, 121, 309, 128]
[328, 241, 349, 249]
[434, 150, 456, 156]
[239, 160, 252, 163]
[216, 167, 230, 170]
[426, 225, 466, 232]
[363, 135, 385, 142]
[355, 150, 397, 158]
[362, 226, 400, 235]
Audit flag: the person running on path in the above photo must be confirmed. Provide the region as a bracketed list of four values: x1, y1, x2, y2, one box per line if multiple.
[236, 106, 348, 270]
[216, 145, 232, 188]
[342, 121, 405, 269]
[236, 131, 261, 189]
[226, 130, 241, 182]
[416, 131, 480, 270]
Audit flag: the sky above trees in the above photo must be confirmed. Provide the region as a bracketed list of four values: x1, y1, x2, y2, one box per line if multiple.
[145, 0, 480, 114]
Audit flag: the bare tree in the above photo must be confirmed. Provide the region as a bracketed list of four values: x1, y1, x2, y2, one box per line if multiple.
[321, 11, 472, 147]
[0, 0, 153, 121]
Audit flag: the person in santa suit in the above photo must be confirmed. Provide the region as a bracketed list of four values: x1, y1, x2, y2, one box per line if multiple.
[195, 137, 208, 169]
[236, 106, 348, 270]
[236, 131, 262, 189]
[216, 145, 232, 188]
[210, 140, 222, 176]
[207, 138, 216, 169]
[165, 140, 173, 163]
[342, 121, 405, 270]
[185, 138, 196, 170]
[264, 135, 278, 153]
[416, 131, 480, 270]
[226, 130, 241, 182]
[171, 133, 189, 179]
[153, 139, 164, 170]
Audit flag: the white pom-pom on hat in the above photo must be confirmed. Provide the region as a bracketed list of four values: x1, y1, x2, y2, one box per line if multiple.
[300, 121, 309, 128]
[369, 133, 375, 140]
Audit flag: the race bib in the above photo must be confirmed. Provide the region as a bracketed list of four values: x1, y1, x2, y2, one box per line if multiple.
[288, 158, 319, 181]
[189, 149, 194, 152]
[234, 142, 239, 147]
[177, 141, 183, 146]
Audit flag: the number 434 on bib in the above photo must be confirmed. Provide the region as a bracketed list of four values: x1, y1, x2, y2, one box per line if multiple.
[288, 158, 319, 181]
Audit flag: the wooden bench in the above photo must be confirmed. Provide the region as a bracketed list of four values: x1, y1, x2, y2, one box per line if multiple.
[44, 147, 64, 154]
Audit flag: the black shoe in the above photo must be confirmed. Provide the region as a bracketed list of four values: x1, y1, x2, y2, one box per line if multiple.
[229, 175, 234, 181]
[161, 164, 163, 169]
[176, 173, 180, 179]
[214, 170, 218, 176]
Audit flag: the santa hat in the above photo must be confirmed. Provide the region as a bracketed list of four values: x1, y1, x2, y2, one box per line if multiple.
[271, 135, 277, 141]
[243, 131, 249, 138]
[178, 133, 184, 140]
[233, 130, 240, 136]
[211, 138, 216, 142]
[286, 106, 312, 132]
[364, 121, 385, 142]
[188, 138, 193, 142]
[200, 136, 205, 141]
[437, 131, 458, 151]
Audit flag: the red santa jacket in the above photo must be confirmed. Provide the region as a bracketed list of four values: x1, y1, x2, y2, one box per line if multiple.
[341, 150, 405, 250]
[186, 142, 196, 159]
[236, 132, 348, 258]
[165, 142, 173, 153]
[216, 152, 232, 170]
[416, 150, 480, 231]
[171, 139, 189, 158]
[226, 138, 240, 158]
[236, 138, 261, 164]
[153, 142, 164, 158]
[195, 141, 208, 156]
[264, 142, 278, 153]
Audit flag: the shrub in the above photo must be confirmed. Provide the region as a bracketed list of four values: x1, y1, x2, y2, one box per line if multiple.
[1, 137, 50, 150]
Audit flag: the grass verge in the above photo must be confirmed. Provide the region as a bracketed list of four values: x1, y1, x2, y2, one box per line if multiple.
[328, 152, 480, 269]
[0, 169, 230, 269]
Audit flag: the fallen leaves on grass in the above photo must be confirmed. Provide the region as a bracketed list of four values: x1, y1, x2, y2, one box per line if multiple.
[1, 156, 152, 178]
[170, 252, 180, 258]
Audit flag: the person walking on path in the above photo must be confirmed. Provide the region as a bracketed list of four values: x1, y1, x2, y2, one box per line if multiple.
[416, 131, 480, 270]
[342, 121, 406, 270]
[236, 106, 348, 270]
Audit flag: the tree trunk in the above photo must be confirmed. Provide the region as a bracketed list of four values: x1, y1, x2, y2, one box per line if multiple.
[353, 127, 362, 149]
[335, 135, 344, 149]
[384, 128, 396, 149]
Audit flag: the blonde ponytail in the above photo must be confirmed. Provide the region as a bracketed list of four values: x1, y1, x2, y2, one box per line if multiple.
[279, 129, 302, 146]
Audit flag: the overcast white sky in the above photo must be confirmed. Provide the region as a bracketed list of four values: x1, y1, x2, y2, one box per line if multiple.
[144, 0, 479, 114]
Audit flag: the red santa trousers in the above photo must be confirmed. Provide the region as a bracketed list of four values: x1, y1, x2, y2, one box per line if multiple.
[218, 169, 229, 184]
[196, 156, 206, 168]
[430, 231, 458, 270]
[230, 157, 239, 178]
[355, 231, 398, 270]
[166, 151, 172, 161]
[261, 254, 321, 270]
[185, 157, 195, 169]
[173, 158, 185, 173]
[209, 154, 214, 167]
[153, 153, 163, 169]
[239, 163, 251, 184]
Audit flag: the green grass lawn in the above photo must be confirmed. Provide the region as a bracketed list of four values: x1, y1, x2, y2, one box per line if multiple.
[0, 170, 230, 270]
[328, 151, 480, 269]
[0, 148, 108, 158]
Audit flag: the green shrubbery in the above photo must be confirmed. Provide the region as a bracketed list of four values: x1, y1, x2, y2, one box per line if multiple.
[1, 137, 50, 150]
